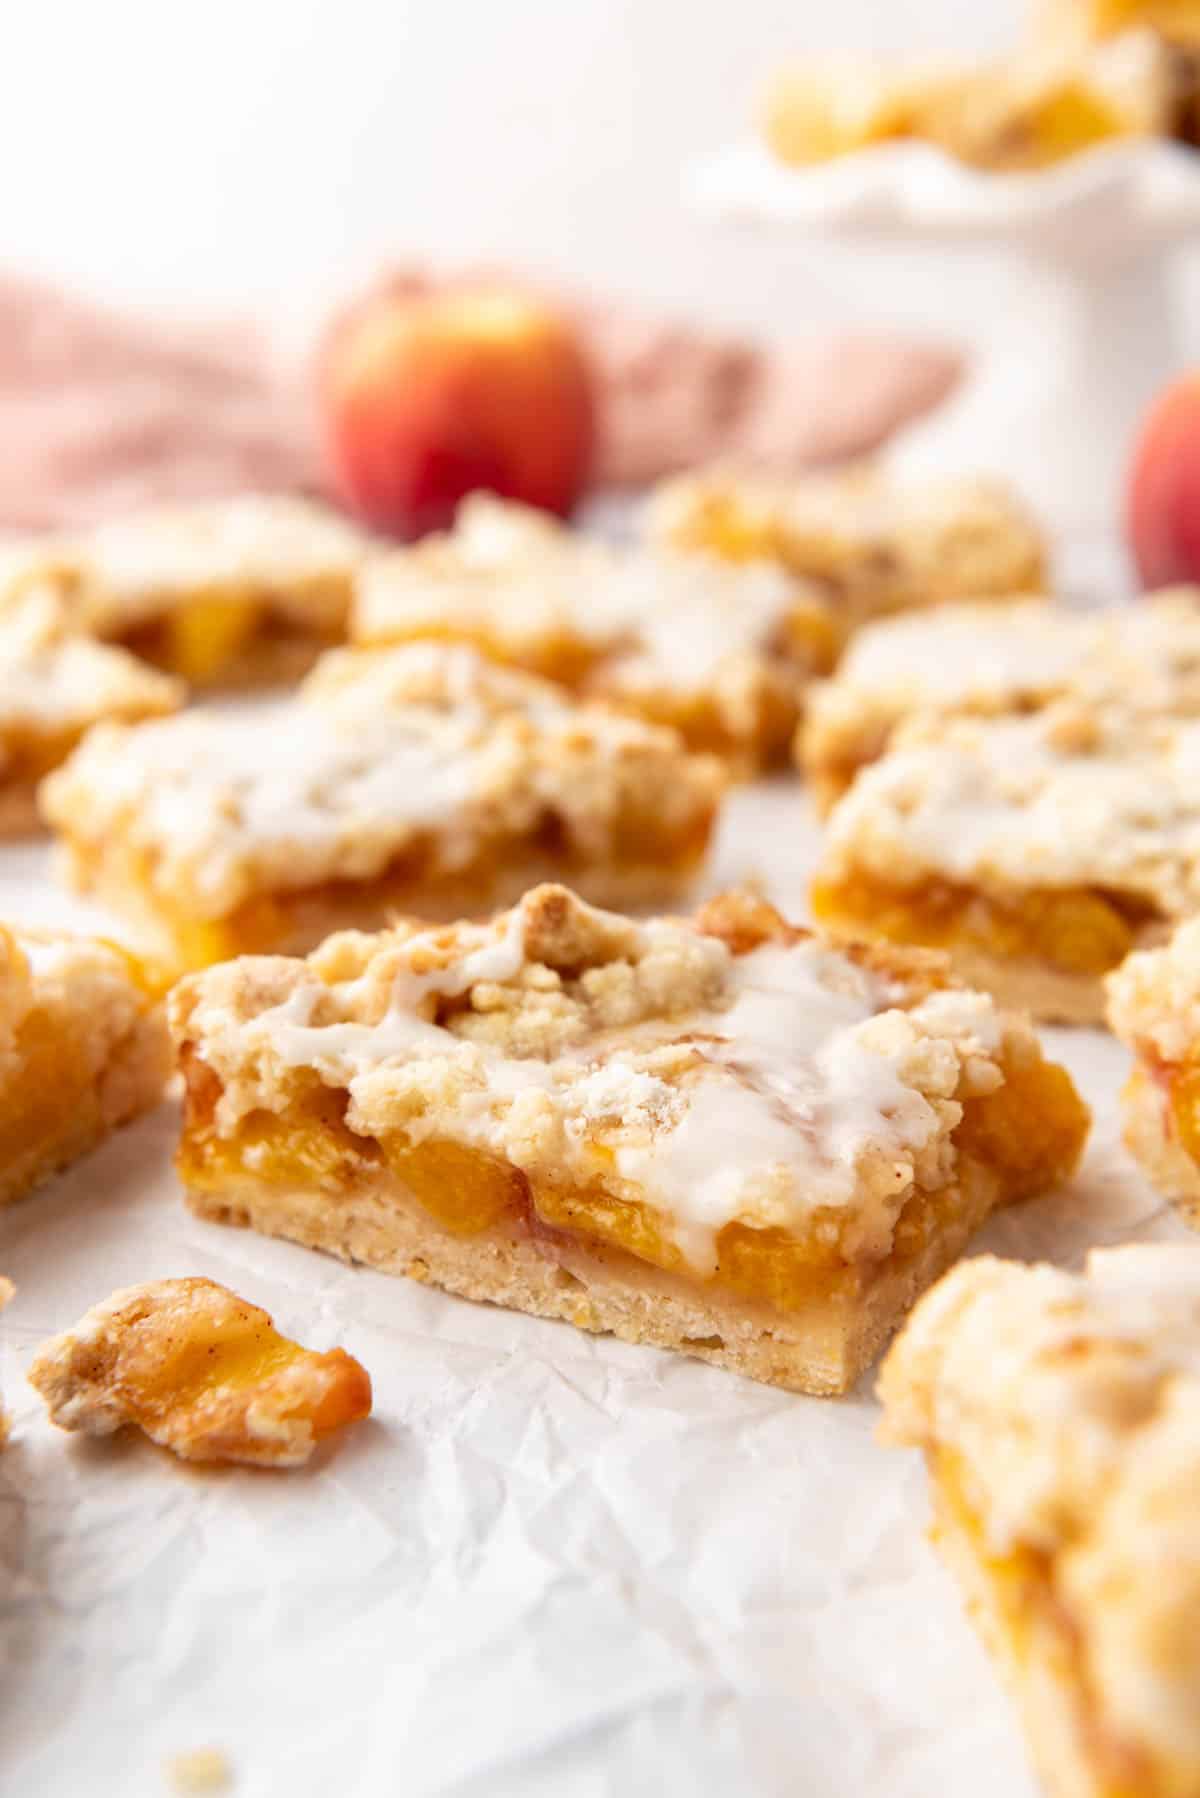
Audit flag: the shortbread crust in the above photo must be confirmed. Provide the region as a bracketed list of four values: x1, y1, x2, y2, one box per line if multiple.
[41, 644, 724, 971]
[169, 884, 1088, 1396]
[0, 925, 170, 1207]
[813, 700, 1200, 1024]
[880, 1247, 1200, 1798]
[800, 590, 1200, 809]
[645, 467, 1047, 628]
[353, 495, 839, 767]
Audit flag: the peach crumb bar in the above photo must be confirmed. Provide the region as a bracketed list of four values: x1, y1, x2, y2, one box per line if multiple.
[880, 1247, 1200, 1798]
[800, 590, 1200, 811]
[645, 467, 1046, 629]
[0, 925, 169, 1207]
[168, 883, 1088, 1396]
[353, 495, 839, 769]
[1107, 917, 1200, 1228]
[0, 587, 182, 834]
[41, 643, 724, 972]
[20, 495, 372, 687]
[812, 701, 1200, 1026]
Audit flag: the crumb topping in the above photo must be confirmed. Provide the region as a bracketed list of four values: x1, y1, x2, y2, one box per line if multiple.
[40, 643, 724, 919]
[1107, 914, 1200, 1064]
[0, 587, 181, 747]
[880, 1246, 1200, 1768]
[69, 494, 370, 628]
[804, 591, 1200, 772]
[169, 883, 1039, 1269]
[821, 699, 1200, 915]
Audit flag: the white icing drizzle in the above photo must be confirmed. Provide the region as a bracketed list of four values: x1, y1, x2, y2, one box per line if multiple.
[78, 494, 367, 605]
[825, 704, 1200, 914]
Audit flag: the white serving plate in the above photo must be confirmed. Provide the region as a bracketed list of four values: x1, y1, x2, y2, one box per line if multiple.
[690, 139, 1200, 529]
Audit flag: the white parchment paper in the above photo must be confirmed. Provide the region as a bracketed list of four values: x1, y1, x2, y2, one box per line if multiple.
[0, 784, 1186, 1798]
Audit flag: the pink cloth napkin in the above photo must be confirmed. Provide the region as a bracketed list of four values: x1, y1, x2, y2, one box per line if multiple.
[0, 273, 962, 529]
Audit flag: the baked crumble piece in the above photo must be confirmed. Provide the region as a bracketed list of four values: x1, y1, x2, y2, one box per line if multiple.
[168, 882, 1088, 1396]
[923, 27, 1189, 169]
[0, 585, 183, 834]
[27, 1277, 372, 1467]
[0, 924, 169, 1206]
[44, 494, 371, 687]
[1035, 0, 1200, 49]
[761, 55, 971, 165]
[799, 590, 1200, 811]
[762, 24, 1198, 170]
[353, 494, 839, 769]
[645, 467, 1046, 630]
[1107, 916, 1200, 1227]
[812, 699, 1200, 1025]
[41, 642, 724, 972]
[880, 1246, 1200, 1798]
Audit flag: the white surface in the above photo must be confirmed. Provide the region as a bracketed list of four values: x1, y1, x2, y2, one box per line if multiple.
[0, 782, 1188, 1798]
[692, 139, 1200, 528]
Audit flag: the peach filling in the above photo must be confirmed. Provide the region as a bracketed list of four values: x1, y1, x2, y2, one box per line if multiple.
[1020, 85, 1132, 162]
[0, 1009, 97, 1169]
[126, 814, 715, 970]
[2, 727, 100, 789]
[811, 872, 1152, 978]
[178, 1038, 1086, 1314]
[116, 585, 344, 683]
[1157, 1061, 1200, 1166]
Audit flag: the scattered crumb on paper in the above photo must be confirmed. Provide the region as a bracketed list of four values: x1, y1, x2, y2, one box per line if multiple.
[166, 1747, 233, 1793]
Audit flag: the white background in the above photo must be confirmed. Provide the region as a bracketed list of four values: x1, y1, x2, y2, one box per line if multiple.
[4, 0, 1017, 333]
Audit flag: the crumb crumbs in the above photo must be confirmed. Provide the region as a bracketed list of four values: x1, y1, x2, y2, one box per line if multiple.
[166, 1746, 233, 1793]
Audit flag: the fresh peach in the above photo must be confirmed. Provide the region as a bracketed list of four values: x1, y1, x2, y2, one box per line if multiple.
[1128, 375, 1200, 588]
[318, 281, 596, 538]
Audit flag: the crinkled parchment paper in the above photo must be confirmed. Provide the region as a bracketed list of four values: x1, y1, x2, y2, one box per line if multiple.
[0, 781, 1185, 1798]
